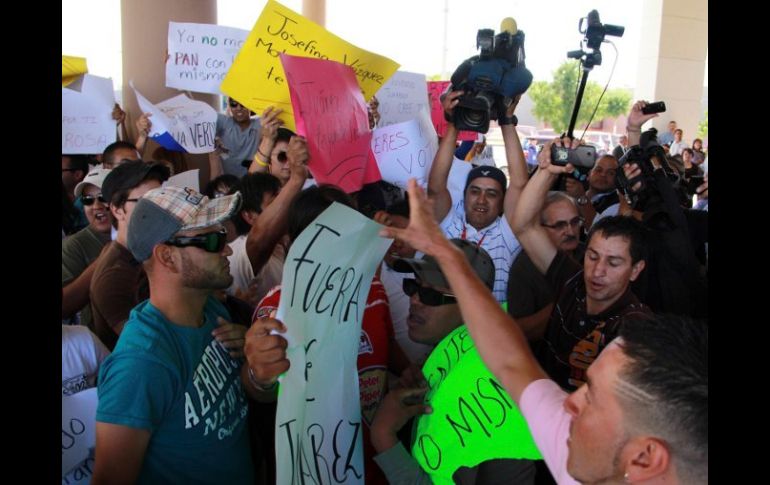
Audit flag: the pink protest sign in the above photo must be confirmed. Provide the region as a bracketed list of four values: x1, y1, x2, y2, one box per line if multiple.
[281, 53, 377, 193]
[427, 81, 477, 142]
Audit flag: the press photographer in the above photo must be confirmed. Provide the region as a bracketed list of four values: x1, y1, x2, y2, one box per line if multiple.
[616, 101, 708, 319]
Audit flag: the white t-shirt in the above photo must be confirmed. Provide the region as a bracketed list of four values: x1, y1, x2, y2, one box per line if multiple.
[440, 199, 522, 302]
[227, 235, 286, 307]
[62, 325, 110, 396]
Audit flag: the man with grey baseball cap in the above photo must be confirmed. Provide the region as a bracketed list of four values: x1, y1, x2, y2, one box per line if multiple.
[93, 186, 268, 484]
[370, 238, 537, 484]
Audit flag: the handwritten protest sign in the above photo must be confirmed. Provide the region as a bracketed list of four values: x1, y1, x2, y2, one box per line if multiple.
[371, 119, 437, 190]
[62, 55, 88, 87]
[427, 81, 477, 142]
[132, 83, 217, 154]
[413, 325, 541, 483]
[62, 74, 117, 154]
[62, 387, 98, 476]
[375, 71, 432, 128]
[282, 54, 375, 193]
[62, 456, 95, 485]
[221, 0, 399, 131]
[166, 22, 249, 95]
[164, 168, 200, 192]
[274, 202, 392, 484]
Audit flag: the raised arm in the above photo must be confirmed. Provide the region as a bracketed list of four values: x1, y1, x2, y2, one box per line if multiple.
[248, 106, 284, 174]
[510, 138, 577, 274]
[626, 100, 659, 146]
[134, 113, 152, 155]
[244, 135, 308, 275]
[427, 90, 463, 222]
[500, 95, 529, 226]
[380, 179, 547, 402]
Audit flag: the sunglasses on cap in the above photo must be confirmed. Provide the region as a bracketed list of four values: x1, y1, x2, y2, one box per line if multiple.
[81, 194, 108, 206]
[402, 278, 457, 306]
[164, 229, 228, 253]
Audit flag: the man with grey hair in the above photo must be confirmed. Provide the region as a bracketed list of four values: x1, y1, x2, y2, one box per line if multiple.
[93, 186, 271, 484]
[506, 191, 585, 340]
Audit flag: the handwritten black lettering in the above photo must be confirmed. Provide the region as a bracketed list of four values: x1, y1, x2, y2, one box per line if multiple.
[446, 396, 491, 447]
[476, 378, 511, 428]
[416, 434, 443, 470]
[332, 420, 363, 482]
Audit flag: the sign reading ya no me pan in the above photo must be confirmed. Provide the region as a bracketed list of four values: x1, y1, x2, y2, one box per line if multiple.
[221, 0, 399, 132]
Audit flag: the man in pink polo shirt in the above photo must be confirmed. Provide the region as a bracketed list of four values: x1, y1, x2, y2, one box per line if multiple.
[380, 179, 707, 485]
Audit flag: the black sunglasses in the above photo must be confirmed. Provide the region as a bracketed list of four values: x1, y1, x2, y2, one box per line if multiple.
[228, 99, 243, 108]
[402, 278, 456, 306]
[81, 194, 108, 206]
[165, 229, 228, 253]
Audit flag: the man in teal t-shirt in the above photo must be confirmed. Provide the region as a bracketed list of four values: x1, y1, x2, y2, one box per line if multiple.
[94, 185, 275, 483]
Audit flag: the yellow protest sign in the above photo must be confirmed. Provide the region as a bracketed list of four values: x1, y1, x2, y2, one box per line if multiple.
[62, 56, 88, 87]
[221, 0, 400, 131]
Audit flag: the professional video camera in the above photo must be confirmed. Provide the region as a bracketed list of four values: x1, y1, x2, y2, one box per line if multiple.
[616, 128, 680, 213]
[448, 18, 533, 133]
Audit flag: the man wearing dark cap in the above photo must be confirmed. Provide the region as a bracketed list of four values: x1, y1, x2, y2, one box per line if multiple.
[89, 160, 169, 349]
[94, 185, 262, 484]
[370, 238, 536, 484]
[427, 90, 529, 303]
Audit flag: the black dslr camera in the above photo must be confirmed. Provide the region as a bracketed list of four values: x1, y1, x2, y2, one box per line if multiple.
[448, 19, 533, 133]
[616, 128, 679, 212]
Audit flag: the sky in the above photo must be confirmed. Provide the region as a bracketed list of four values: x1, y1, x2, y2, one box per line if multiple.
[62, 0, 707, 101]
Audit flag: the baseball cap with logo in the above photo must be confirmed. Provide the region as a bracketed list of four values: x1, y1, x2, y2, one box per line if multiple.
[127, 185, 242, 262]
[464, 165, 508, 194]
[392, 238, 495, 291]
[74, 168, 112, 197]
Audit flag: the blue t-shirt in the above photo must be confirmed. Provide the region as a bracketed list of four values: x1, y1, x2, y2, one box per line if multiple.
[96, 297, 253, 484]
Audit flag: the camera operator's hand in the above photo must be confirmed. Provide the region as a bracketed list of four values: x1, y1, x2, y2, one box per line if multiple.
[564, 177, 586, 198]
[504, 94, 523, 118]
[441, 90, 464, 121]
[622, 162, 644, 193]
[538, 137, 577, 175]
[627, 100, 659, 130]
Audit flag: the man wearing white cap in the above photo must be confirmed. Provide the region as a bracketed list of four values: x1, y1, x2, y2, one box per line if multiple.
[62, 168, 112, 327]
[94, 185, 265, 484]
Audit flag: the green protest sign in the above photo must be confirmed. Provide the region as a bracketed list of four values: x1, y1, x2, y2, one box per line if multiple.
[412, 325, 542, 483]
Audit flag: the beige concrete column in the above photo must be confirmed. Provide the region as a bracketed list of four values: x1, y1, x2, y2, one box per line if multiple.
[302, 0, 326, 26]
[121, 0, 218, 186]
[634, 0, 707, 142]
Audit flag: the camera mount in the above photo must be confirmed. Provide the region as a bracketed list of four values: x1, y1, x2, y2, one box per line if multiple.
[564, 10, 624, 140]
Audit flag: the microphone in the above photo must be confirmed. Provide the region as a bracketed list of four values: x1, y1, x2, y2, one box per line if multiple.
[500, 17, 517, 35]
